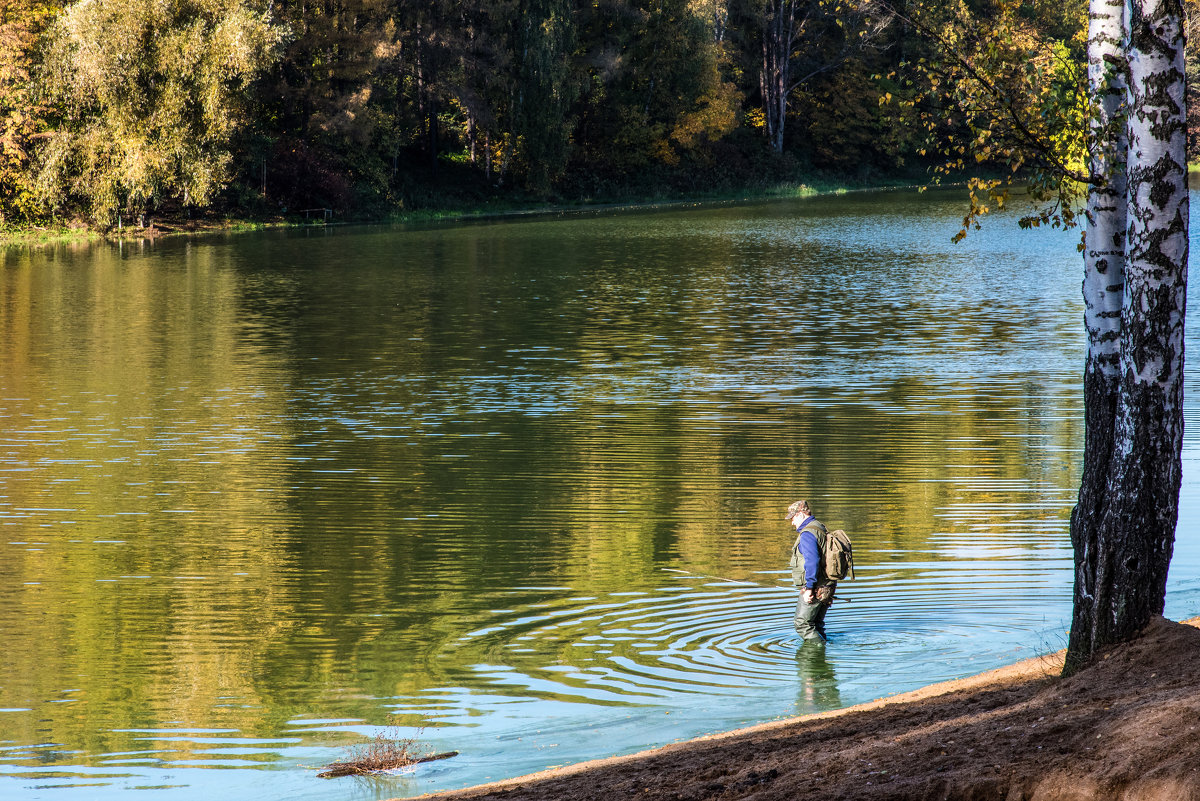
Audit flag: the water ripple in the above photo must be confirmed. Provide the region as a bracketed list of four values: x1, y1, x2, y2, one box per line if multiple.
[434, 570, 1069, 707]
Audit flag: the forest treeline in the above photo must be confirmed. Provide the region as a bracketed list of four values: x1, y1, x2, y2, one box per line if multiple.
[0, 0, 1195, 230]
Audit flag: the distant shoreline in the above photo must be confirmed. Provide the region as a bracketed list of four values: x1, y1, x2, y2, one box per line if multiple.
[0, 177, 948, 249]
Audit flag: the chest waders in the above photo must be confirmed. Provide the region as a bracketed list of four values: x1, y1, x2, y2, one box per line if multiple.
[789, 519, 835, 641]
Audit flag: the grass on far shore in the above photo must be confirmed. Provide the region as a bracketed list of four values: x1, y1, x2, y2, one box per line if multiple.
[0, 170, 938, 249]
[18, 156, 1200, 249]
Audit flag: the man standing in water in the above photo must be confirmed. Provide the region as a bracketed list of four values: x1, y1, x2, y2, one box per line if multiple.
[786, 500, 836, 642]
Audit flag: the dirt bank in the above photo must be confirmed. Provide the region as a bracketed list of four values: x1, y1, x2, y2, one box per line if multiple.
[410, 616, 1200, 801]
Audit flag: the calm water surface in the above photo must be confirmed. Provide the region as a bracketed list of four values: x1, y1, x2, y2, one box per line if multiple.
[2, 190, 1199, 800]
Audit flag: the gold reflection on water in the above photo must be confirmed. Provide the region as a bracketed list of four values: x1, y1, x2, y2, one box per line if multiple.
[0, 205, 1084, 780]
[1, 241, 298, 753]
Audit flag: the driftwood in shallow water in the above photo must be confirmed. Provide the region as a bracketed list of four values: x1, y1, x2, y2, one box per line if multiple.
[318, 748, 458, 778]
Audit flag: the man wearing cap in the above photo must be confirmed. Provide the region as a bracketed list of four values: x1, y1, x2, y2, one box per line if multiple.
[785, 500, 836, 642]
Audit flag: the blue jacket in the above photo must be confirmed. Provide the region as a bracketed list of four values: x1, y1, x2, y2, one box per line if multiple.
[794, 516, 822, 590]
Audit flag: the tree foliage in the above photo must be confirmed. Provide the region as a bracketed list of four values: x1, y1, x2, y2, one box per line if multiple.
[737, 0, 892, 153]
[574, 0, 741, 175]
[34, 0, 287, 225]
[7, 0, 1107, 225]
[891, 0, 1090, 241]
[0, 0, 60, 225]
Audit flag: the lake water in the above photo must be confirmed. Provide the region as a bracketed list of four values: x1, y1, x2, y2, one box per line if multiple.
[2, 190, 1198, 800]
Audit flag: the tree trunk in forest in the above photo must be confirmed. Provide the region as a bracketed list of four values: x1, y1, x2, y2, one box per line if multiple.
[1066, 0, 1188, 674]
[416, 28, 426, 151]
[428, 95, 439, 175]
[468, 114, 476, 164]
[713, 1, 728, 43]
[761, 0, 793, 153]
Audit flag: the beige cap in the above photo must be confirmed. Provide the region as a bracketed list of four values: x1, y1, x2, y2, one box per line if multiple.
[784, 500, 810, 521]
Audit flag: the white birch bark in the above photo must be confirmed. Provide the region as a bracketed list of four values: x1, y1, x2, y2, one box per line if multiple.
[1123, 0, 1188, 386]
[1109, 0, 1188, 585]
[1083, 0, 1128, 372]
[1067, 0, 1130, 671]
[1067, 0, 1187, 670]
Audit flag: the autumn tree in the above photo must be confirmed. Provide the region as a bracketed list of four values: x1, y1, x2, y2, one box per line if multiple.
[0, 0, 60, 225]
[34, 0, 287, 226]
[261, 0, 403, 209]
[890, 0, 1089, 239]
[1181, 0, 1200, 160]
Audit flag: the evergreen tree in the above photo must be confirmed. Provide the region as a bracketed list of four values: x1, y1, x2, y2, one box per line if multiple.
[510, 0, 576, 193]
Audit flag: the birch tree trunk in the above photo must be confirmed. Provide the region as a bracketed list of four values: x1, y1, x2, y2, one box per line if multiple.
[1067, 0, 1128, 673]
[1066, 0, 1188, 673]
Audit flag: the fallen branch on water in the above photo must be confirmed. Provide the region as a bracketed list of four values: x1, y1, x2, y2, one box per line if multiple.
[317, 725, 458, 778]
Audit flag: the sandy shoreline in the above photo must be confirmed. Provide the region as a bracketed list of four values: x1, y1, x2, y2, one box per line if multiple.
[406, 616, 1200, 801]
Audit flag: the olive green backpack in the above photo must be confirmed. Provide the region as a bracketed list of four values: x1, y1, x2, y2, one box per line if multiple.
[789, 524, 856, 584]
[821, 529, 855, 581]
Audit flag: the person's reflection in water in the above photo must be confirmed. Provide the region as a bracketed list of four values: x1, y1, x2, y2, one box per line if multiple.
[795, 640, 842, 713]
